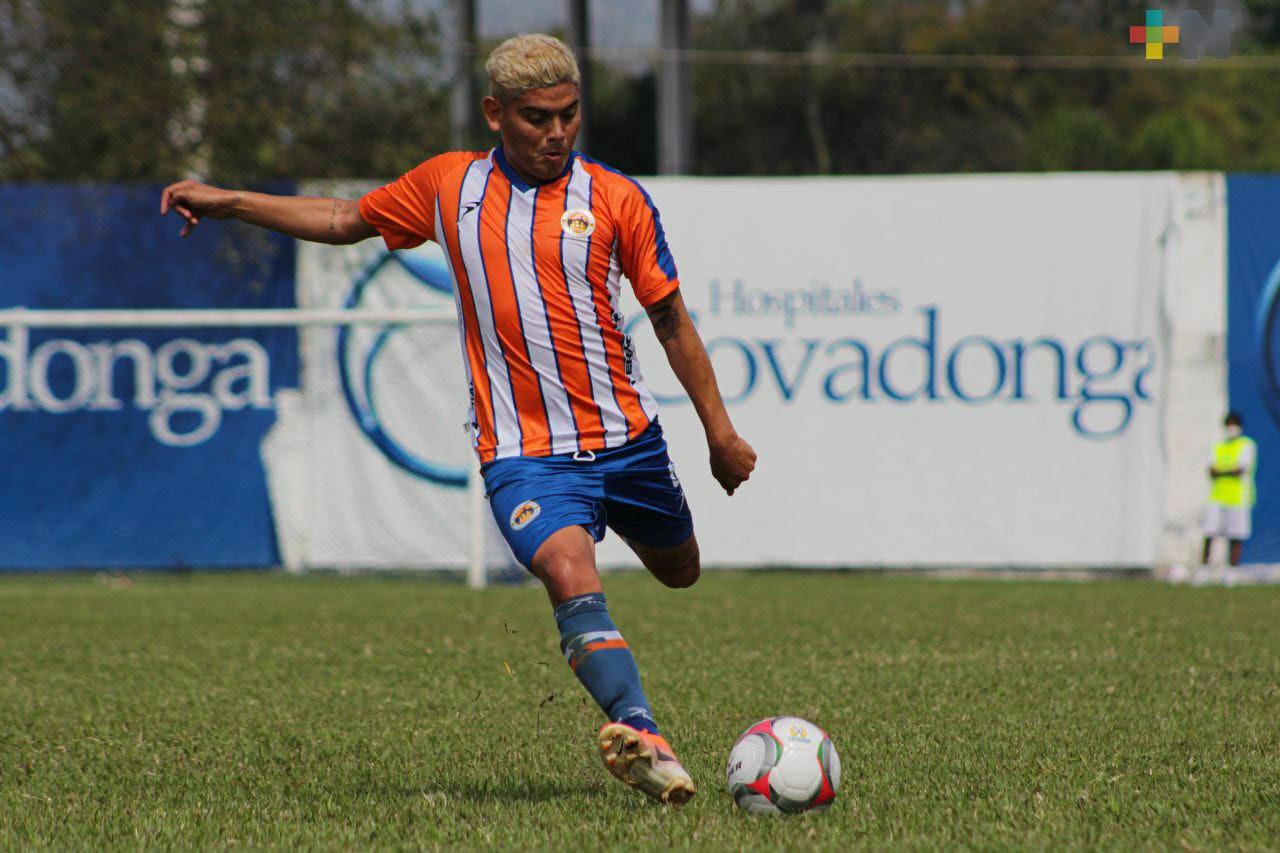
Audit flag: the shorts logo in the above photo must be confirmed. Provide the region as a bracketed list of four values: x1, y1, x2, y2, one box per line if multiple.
[668, 462, 682, 490]
[560, 208, 596, 239]
[510, 500, 541, 531]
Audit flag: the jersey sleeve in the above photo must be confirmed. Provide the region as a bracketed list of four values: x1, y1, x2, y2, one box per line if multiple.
[612, 178, 680, 308]
[359, 151, 482, 251]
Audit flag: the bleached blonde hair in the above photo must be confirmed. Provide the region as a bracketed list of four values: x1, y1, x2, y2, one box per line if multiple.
[486, 34, 581, 103]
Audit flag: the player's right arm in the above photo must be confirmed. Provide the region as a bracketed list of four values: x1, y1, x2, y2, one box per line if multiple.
[160, 181, 378, 244]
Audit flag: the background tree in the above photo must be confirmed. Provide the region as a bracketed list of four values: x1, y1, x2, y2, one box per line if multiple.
[0, 0, 449, 183]
[3, 0, 1280, 181]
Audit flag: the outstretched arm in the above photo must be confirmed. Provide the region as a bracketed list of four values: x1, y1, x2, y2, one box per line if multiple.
[645, 290, 756, 495]
[160, 180, 377, 245]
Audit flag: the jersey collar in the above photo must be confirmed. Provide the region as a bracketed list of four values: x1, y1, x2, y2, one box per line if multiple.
[492, 146, 577, 193]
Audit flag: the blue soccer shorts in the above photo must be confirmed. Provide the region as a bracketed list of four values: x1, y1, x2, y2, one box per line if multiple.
[482, 420, 694, 569]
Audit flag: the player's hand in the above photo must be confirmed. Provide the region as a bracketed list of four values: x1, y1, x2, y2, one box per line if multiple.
[160, 180, 240, 237]
[709, 431, 756, 496]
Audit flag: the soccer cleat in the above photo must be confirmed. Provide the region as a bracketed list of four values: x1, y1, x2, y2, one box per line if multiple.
[598, 722, 696, 805]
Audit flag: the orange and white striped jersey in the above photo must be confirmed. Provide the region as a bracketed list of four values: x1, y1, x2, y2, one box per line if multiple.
[359, 147, 680, 463]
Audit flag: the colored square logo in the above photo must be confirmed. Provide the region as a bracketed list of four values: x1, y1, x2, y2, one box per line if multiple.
[1131, 9, 1180, 60]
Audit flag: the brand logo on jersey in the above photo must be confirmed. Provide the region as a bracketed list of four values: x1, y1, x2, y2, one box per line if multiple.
[510, 500, 541, 530]
[560, 208, 596, 238]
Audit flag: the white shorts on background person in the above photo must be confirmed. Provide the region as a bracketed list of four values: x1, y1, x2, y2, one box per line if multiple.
[1203, 503, 1252, 540]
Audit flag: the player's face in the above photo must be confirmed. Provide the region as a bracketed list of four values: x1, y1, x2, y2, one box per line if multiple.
[484, 83, 581, 183]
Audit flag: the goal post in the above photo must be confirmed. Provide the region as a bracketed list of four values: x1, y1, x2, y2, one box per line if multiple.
[1, 305, 497, 587]
[0, 306, 455, 328]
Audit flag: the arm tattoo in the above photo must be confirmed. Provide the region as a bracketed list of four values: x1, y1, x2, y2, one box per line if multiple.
[328, 198, 341, 233]
[648, 302, 682, 343]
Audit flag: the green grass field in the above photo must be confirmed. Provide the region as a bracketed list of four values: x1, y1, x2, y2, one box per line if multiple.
[2, 571, 1278, 849]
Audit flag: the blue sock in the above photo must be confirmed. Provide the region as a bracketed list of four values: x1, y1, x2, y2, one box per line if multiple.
[553, 593, 659, 734]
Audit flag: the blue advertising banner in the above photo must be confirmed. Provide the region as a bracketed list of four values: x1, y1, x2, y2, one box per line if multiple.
[0, 185, 298, 569]
[1226, 175, 1280, 562]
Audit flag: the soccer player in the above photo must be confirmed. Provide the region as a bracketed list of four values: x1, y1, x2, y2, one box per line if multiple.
[160, 34, 755, 805]
[1201, 411, 1257, 567]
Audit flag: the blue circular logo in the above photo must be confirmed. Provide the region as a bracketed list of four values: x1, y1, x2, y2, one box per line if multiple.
[338, 251, 468, 488]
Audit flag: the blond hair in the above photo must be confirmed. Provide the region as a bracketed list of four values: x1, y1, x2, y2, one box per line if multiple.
[486, 34, 581, 103]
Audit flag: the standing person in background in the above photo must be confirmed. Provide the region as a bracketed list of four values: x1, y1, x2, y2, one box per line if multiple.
[1202, 412, 1257, 567]
[158, 33, 756, 806]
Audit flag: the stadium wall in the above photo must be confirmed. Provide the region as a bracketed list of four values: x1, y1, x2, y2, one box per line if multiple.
[1, 173, 1269, 571]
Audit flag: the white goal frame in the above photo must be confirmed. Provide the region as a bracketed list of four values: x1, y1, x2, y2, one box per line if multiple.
[0, 306, 491, 589]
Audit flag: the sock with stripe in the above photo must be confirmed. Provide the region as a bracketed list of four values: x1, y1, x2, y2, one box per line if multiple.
[553, 592, 659, 734]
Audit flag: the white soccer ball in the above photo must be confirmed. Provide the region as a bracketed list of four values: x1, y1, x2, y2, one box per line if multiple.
[726, 716, 840, 815]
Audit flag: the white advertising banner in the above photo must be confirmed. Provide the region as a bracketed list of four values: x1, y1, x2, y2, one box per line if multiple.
[281, 173, 1216, 570]
[599, 173, 1180, 568]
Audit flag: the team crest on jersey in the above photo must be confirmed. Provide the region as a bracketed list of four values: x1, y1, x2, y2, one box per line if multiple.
[560, 208, 596, 238]
[510, 500, 541, 531]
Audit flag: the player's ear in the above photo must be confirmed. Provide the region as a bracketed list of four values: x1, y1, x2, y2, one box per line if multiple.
[481, 96, 503, 133]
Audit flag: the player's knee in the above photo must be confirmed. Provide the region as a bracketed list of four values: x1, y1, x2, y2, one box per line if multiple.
[657, 542, 700, 589]
[663, 564, 700, 588]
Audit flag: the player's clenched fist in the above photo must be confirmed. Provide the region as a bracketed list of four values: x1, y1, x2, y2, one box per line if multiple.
[709, 432, 756, 496]
[160, 180, 240, 237]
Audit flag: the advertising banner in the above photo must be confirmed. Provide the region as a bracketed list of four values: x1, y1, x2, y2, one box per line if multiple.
[4, 175, 1223, 571]
[292, 174, 1191, 569]
[0, 186, 297, 569]
[590, 174, 1176, 567]
[1226, 175, 1280, 562]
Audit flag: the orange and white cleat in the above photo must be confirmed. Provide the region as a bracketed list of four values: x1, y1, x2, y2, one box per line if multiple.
[598, 722, 696, 805]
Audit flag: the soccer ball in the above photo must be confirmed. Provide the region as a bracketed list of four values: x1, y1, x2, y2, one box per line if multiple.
[726, 716, 840, 815]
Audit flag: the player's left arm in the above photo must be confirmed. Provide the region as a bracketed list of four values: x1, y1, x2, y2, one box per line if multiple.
[646, 290, 756, 496]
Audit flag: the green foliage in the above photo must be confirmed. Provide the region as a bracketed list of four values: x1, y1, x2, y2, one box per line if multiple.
[1, 572, 1279, 847]
[692, 0, 1280, 175]
[3, 0, 1280, 179]
[0, 0, 449, 183]
[198, 0, 447, 183]
[583, 67, 657, 174]
[1025, 107, 1125, 171]
[0, 0, 187, 180]
[1130, 109, 1226, 169]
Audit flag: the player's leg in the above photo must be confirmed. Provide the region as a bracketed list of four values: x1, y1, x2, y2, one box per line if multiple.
[600, 423, 697, 589]
[1201, 504, 1224, 565]
[485, 456, 693, 804]
[528, 524, 601, 602]
[529, 526, 695, 804]
[1225, 506, 1251, 567]
[484, 459, 653, 728]
[585, 430, 698, 802]
[624, 534, 701, 589]
[529, 524, 659, 733]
